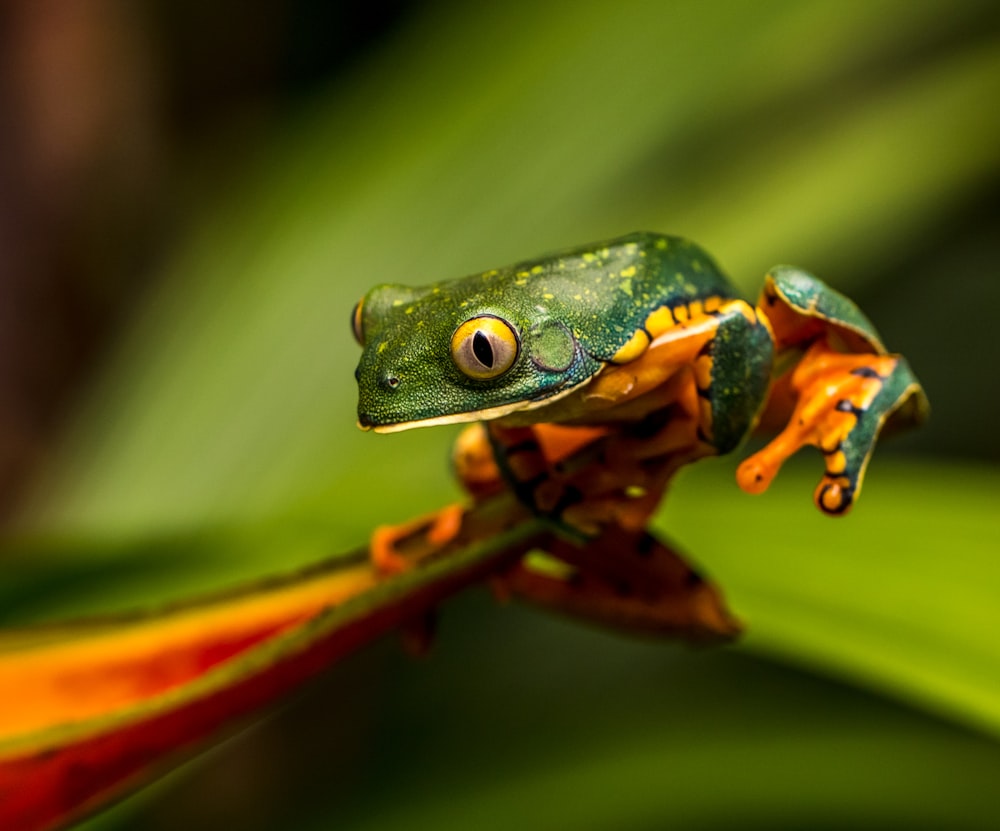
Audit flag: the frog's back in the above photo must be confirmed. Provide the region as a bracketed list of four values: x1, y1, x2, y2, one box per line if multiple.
[531, 232, 741, 361]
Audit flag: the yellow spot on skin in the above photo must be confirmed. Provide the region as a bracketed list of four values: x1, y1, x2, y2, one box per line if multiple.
[531, 265, 544, 274]
[378, 341, 388, 354]
[573, 294, 582, 301]
[655, 238, 668, 249]
[583, 253, 596, 262]
[726, 299, 757, 325]
[543, 293, 555, 300]
[611, 328, 650, 363]
[523, 551, 575, 581]
[516, 270, 529, 278]
[620, 278, 633, 297]
[392, 299, 404, 307]
[621, 265, 637, 278]
[405, 306, 414, 314]
[645, 306, 675, 336]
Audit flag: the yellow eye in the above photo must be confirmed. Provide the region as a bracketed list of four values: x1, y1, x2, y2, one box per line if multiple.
[351, 299, 365, 345]
[450, 316, 520, 380]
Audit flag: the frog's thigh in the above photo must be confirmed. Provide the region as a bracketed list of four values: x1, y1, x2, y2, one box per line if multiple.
[597, 298, 773, 455]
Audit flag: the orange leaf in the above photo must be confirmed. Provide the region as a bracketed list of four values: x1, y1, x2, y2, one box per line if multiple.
[0, 499, 541, 831]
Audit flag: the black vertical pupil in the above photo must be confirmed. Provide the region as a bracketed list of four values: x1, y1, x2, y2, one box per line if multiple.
[472, 331, 494, 367]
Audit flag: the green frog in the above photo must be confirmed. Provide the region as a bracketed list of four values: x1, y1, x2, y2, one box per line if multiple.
[352, 232, 927, 636]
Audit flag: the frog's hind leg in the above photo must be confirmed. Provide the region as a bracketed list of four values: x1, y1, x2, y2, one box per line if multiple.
[498, 525, 742, 642]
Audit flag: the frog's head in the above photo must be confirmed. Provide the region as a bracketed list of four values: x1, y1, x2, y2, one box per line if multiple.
[352, 279, 601, 432]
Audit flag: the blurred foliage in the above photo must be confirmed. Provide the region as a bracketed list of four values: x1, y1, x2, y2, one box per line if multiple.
[1, 0, 999, 828]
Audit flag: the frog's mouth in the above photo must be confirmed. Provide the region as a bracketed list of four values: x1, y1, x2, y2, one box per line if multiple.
[357, 375, 594, 434]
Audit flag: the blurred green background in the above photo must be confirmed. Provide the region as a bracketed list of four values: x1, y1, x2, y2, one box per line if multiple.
[1, 1, 999, 828]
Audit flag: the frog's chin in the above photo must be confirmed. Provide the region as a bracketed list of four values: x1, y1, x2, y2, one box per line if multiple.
[359, 376, 593, 434]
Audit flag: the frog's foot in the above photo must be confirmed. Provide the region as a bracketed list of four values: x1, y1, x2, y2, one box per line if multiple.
[499, 527, 741, 642]
[737, 340, 926, 514]
[370, 503, 466, 575]
[452, 424, 505, 500]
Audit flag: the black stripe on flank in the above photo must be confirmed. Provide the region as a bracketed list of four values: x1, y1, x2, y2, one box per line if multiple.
[516, 473, 548, 492]
[635, 533, 657, 558]
[629, 408, 672, 439]
[696, 339, 715, 358]
[684, 567, 706, 587]
[696, 385, 712, 400]
[503, 439, 541, 456]
[551, 485, 585, 518]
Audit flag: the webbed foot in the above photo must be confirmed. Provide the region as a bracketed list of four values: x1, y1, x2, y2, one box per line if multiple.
[737, 339, 927, 514]
[370, 503, 466, 575]
[500, 525, 741, 642]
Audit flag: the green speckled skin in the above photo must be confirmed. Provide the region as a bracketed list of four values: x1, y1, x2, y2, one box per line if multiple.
[355, 232, 738, 430]
[765, 266, 887, 353]
[709, 310, 774, 453]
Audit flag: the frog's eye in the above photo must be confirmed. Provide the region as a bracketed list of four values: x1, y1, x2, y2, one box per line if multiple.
[451, 315, 520, 380]
[351, 299, 365, 345]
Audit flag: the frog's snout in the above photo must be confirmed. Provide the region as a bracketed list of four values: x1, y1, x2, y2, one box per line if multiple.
[356, 367, 406, 432]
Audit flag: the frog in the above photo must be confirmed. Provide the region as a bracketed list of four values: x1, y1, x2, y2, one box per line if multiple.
[352, 232, 927, 635]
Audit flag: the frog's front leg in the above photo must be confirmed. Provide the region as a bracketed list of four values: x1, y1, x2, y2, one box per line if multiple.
[737, 339, 923, 514]
[739, 267, 928, 514]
